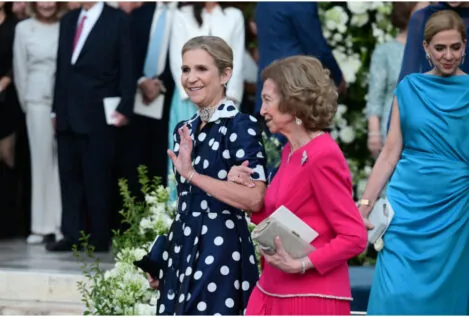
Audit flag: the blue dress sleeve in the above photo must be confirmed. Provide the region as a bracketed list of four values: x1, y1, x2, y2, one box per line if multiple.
[397, 8, 429, 82]
[366, 44, 388, 119]
[226, 114, 267, 182]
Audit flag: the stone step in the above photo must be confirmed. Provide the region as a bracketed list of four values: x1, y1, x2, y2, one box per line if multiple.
[0, 269, 83, 303]
[0, 299, 84, 315]
[0, 269, 85, 315]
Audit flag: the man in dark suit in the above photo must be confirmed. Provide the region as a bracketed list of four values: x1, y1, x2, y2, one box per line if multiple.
[254, 2, 346, 115]
[116, 1, 175, 200]
[47, 2, 135, 252]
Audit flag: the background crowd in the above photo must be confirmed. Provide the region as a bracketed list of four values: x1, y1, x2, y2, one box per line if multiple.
[0, 0, 466, 252]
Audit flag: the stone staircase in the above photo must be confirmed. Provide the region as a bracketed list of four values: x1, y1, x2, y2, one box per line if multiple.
[0, 269, 84, 315]
[0, 239, 114, 315]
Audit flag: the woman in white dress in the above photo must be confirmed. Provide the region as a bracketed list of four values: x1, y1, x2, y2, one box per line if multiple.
[13, 2, 64, 244]
[167, 2, 245, 199]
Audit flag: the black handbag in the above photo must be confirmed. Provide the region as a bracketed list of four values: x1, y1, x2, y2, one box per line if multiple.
[133, 235, 168, 279]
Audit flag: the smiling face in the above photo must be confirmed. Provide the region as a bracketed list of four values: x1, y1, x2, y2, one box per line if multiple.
[424, 29, 466, 76]
[35, 2, 59, 20]
[260, 79, 295, 135]
[181, 48, 231, 108]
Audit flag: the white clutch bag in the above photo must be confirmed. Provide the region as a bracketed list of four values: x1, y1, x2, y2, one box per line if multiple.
[251, 206, 317, 259]
[367, 198, 395, 244]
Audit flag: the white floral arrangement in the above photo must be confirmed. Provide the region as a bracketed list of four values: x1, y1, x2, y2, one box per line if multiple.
[74, 167, 176, 315]
[318, 2, 395, 195]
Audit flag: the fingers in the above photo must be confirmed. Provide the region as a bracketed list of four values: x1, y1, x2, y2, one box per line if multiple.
[146, 273, 159, 290]
[167, 149, 177, 163]
[273, 236, 287, 257]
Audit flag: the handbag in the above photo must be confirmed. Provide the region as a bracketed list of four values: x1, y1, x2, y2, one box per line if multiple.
[367, 198, 395, 244]
[133, 235, 168, 279]
[252, 218, 315, 259]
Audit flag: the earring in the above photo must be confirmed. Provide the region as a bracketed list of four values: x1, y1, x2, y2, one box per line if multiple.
[295, 117, 302, 126]
[223, 83, 227, 88]
[462, 52, 466, 65]
[426, 53, 433, 67]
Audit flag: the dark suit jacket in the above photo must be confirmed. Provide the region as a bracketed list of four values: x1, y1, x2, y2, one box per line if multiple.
[254, 2, 343, 113]
[52, 4, 135, 134]
[130, 2, 174, 102]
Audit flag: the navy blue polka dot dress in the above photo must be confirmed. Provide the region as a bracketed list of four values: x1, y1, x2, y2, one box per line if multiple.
[157, 100, 267, 315]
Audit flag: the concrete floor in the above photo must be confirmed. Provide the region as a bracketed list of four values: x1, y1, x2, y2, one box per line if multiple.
[0, 239, 114, 274]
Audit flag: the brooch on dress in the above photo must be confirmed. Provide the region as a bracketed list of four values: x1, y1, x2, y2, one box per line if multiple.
[301, 151, 308, 166]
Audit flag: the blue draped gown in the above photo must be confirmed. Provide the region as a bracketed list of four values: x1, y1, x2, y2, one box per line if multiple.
[367, 73, 469, 315]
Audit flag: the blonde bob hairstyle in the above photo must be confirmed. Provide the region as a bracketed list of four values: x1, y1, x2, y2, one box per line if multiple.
[261, 56, 338, 131]
[182, 36, 233, 75]
[424, 10, 466, 43]
[25, 2, 67, 21]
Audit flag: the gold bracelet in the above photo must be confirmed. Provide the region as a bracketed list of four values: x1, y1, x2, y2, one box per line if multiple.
[188, 171, 197, 183]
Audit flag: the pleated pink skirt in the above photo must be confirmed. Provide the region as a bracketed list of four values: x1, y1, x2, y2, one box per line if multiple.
[245, 286, 351, 316]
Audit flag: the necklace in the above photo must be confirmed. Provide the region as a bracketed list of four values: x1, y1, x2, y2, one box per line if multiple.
[199, 98, 227, 122]
[287, 131, 324, 163]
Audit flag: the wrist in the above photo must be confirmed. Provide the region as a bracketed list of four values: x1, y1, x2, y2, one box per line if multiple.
[186, 170, 198, 183]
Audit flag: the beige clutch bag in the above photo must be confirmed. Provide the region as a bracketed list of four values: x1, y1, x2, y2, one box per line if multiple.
[252, 218, 315, 259]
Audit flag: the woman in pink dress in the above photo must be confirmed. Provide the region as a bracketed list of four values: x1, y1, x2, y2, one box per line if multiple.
[228, 55, 368, 315]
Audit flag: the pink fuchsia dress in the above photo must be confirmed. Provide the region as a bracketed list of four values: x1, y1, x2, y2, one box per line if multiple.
[247, 133, 368, 315]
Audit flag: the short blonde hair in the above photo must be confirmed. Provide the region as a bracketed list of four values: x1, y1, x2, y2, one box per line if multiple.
[26, 2, 67, 21]
[424, 10, 466, 43]
[182, 36, 233, 74]
[261, 56, 338, 131]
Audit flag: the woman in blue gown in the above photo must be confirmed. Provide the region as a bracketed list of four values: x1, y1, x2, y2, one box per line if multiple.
[359, 10, 469, 314]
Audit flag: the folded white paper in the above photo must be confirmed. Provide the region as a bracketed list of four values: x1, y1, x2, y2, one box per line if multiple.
[134, 91, 165, 120]
[103, 97, 120, 125]
[270, 205, 319, 243]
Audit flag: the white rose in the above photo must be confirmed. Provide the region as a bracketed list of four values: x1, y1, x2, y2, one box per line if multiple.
[135, 303, 155, 316]
[145, 195, 157, 205]
[139, 218, 153, 234]
[339, 126, 356, 144]
[333, 33, 343, 42]
[337, 104, 348, 117]
[155, 203, 166, 214]
[347, 2, 370, 14]
[324, 6, 349, 31]
[351, 12, 369, 27]
[133, 248, 147, 261]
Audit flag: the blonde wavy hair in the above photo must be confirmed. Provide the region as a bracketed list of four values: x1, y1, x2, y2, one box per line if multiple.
[424, 10, 466, 43]
[261, 56, 338, 131]
[26, 2, 67, 21]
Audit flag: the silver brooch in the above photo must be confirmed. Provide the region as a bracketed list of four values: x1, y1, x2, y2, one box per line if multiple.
[301, 151, 308, 166]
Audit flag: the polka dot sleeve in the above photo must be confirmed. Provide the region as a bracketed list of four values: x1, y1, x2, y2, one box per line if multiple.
[226, 114, 267, 182]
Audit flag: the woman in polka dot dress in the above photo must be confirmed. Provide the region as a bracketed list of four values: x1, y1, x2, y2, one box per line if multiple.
[147, 36, 267, 315]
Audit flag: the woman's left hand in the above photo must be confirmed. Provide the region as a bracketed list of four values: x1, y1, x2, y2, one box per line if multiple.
[260, 236, 303, 274]
[167, 125, 195, 179]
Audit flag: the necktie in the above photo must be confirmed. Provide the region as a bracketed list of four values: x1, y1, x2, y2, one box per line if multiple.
[143, 6, 167, 78]
[73, 15, 87, 52]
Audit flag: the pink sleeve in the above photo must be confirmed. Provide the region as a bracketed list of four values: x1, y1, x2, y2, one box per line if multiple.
[250, 206, 268, 225]
[307, 147, 368, 275]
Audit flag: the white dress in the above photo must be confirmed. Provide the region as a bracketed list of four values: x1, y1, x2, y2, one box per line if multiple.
[13, 18, 62, 237]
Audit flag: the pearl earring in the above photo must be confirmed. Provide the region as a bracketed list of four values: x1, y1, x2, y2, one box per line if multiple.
[295, 117, 302, 126]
